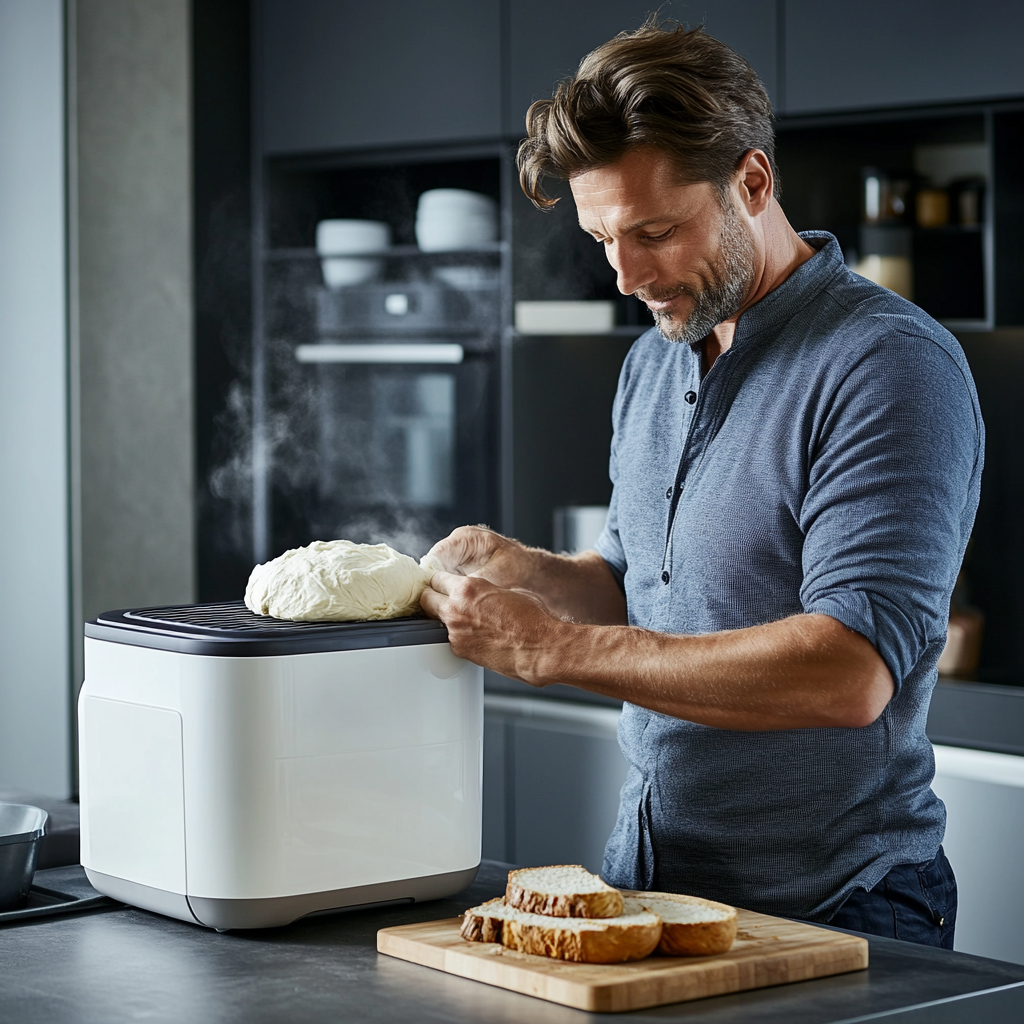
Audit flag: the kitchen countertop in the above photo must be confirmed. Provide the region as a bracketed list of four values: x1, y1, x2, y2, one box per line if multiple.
[2, 863, 1024, 1023]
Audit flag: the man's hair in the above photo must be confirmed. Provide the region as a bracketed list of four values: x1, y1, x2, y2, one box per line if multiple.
[517, 17, 779, 210]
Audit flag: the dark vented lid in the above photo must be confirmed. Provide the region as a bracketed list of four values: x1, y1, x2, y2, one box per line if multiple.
[85, 601, 448, 657]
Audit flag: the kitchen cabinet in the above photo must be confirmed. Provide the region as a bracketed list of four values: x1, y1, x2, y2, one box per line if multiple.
[259, 0, 502, 154]
[784, 0, 1024, 115]
[483, 695, 627, 872]
[932, 744, 1024, 965]
[507, 0, 779, 133]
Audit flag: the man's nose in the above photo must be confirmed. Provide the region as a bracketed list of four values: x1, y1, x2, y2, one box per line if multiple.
[606, 241, 657, 296]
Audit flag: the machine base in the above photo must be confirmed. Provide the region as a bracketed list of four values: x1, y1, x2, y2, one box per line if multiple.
[85, 864, 480, 930]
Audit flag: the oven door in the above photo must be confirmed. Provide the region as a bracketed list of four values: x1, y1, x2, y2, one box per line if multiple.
[292, 342, 495, 556]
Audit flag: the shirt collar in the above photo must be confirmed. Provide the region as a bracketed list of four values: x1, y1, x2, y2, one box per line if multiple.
[731, 231, 846, 348]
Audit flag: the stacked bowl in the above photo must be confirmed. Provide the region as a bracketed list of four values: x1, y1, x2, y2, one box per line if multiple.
[415, 189, 498, 252]
[0, 803, 48, 910]
[316, 219, 391, 289]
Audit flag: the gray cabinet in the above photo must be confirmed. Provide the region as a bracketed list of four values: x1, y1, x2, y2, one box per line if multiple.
[483, 695, 627, 872]
[507, 0, 779, 133]
[784, 1, 1024, 115]
[259, 0, 502, 154]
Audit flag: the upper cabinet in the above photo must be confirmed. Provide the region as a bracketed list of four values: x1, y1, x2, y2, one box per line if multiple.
[784, 0, 1024, 115]
[259, 0, 502, 154]
[507, 0, 779, 134]
[259, 1, 1024, 154]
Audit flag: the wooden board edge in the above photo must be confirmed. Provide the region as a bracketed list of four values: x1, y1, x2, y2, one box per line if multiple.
[379, 923, 604, 1010]
[590, 936, 870, 1013]
[377, 922, 454, 971]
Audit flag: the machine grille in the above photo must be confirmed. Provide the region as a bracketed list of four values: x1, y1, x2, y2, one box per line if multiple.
[124, 601, 364, 634]
[88, 600, 446, 654]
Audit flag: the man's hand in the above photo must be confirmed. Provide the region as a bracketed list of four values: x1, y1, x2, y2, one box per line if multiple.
[423, 526, 628, 625]
[422, 525, 533, 589]
[419, 570, 561, 684]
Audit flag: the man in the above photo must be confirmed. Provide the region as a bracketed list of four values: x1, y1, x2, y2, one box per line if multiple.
[420, 20, 983, 947]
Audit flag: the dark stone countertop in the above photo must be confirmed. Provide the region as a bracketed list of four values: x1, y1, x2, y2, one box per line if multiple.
[2, 862, 1024, 1023]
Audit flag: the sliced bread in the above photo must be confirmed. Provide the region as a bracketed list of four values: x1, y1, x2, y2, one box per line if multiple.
[634, 891, 738, 956]
[504, 864, 624, 919]
[461, 896, 662, 963]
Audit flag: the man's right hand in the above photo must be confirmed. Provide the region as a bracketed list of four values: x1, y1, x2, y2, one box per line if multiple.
[422, 525, 536, 590]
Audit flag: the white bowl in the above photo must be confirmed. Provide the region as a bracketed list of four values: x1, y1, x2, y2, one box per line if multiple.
[315, 219, 390, 256]
[415, 190, 498, 252]
[321, 256, 383, 288]
[416, 189, 497, 216]
[416, 213, 498, 252]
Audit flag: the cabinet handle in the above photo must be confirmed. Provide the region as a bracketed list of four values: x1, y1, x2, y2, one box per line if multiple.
[295, 343, 464, 364]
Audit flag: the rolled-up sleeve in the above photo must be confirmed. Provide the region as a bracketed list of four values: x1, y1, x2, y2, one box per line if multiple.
[799, 330, 984, 691]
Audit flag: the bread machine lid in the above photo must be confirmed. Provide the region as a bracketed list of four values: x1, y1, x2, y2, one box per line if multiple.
[84, 601, 449, 657]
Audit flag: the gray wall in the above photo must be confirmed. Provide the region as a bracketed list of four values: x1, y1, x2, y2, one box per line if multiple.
[0, 0, 72, 797]
[72, 0, 195, 633]
[0, 0, 195, 797]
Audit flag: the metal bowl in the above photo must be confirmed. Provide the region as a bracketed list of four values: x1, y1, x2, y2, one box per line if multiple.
[0, 803, 48, 911]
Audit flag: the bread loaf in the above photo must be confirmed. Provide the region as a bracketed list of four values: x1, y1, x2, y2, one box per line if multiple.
[634, 892, 738, 956]
[461, 895, 662, 964]
[505, 864, 624, 919]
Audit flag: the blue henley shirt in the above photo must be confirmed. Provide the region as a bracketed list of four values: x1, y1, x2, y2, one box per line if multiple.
[594, 232, 984, 921]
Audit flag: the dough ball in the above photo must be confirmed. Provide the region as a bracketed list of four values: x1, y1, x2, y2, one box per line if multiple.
[244, 539, 439, 622]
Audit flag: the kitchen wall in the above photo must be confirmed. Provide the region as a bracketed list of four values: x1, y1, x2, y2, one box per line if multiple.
[0, 0, 71, 797]
[72, 0, 196, 631]
[0, 0, 196, 796]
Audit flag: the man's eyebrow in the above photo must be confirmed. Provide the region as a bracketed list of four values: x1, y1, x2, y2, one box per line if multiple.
[578, 217, 672, 236]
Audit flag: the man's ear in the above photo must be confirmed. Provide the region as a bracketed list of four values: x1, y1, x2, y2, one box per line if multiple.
[735, 149, 773, 216]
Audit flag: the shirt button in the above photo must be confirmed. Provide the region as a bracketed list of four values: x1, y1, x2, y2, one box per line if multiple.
[665, 487, 672, 499]
[661, 570, 670, 584]
[684, 390, 697, 404]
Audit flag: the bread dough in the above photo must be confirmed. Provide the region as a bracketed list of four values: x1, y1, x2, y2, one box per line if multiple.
[245, 539, 440, 622]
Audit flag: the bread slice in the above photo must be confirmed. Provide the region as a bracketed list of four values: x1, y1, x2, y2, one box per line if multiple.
[634, 891, 738, 956]
[461, 896, 662, 963]
[505, 864, 624, 919]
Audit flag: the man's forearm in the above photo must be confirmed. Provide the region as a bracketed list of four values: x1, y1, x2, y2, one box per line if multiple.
[524, 612, 894, 730]
[518, 548, 628, 625]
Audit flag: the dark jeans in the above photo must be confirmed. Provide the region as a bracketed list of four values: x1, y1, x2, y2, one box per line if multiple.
[823, 847, 957, 948]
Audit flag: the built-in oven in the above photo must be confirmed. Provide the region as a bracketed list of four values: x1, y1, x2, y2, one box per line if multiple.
[296, 337, 496, 555]
[258, 266, 500, 561]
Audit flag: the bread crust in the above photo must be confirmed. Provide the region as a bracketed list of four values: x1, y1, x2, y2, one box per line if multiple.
[502, 915, 662, 963]
[629, 891, 738, 956]
[505, 865, 625, 919]
[461, 897, 662, 964]
[460, 897, 504, 943]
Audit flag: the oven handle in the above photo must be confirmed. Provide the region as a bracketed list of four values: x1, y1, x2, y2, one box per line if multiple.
[295, 343, 464, 365]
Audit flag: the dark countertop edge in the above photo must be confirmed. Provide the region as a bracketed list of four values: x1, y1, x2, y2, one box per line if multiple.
[4, 863, 1024, 1023]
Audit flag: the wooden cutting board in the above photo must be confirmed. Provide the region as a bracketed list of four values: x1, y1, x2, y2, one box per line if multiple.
[377, 897, 869, 1013]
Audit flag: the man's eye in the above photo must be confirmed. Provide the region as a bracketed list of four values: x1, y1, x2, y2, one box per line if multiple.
[642, 228, 674, 242]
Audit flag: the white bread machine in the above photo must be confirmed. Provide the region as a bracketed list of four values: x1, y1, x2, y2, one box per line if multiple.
[79, 601, 482, 929]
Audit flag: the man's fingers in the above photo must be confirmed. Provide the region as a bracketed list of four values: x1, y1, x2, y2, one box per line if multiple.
[425, 569, 466, 598]
[419, 584, 445, 619]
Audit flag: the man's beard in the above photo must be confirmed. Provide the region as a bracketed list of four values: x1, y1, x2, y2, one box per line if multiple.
[638, 200, 756, 346]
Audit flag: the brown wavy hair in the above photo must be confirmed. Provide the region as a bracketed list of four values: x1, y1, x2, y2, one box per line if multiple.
[517, 17, 778, 210]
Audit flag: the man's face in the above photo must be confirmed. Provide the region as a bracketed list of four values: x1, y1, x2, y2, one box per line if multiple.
[570, 147, 757, 344]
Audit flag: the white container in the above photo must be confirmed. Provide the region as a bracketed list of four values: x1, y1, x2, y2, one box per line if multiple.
[415, 189, 498, 252]
[316, 219, 391, 288]
[79, 604, 482, 930]
[553, 506, 609, 554]
[316, 219, 391, 255]
[515, 300, 616, 335]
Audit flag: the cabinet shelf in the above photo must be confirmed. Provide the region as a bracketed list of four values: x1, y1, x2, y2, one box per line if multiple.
[267, 242, 507, 261]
